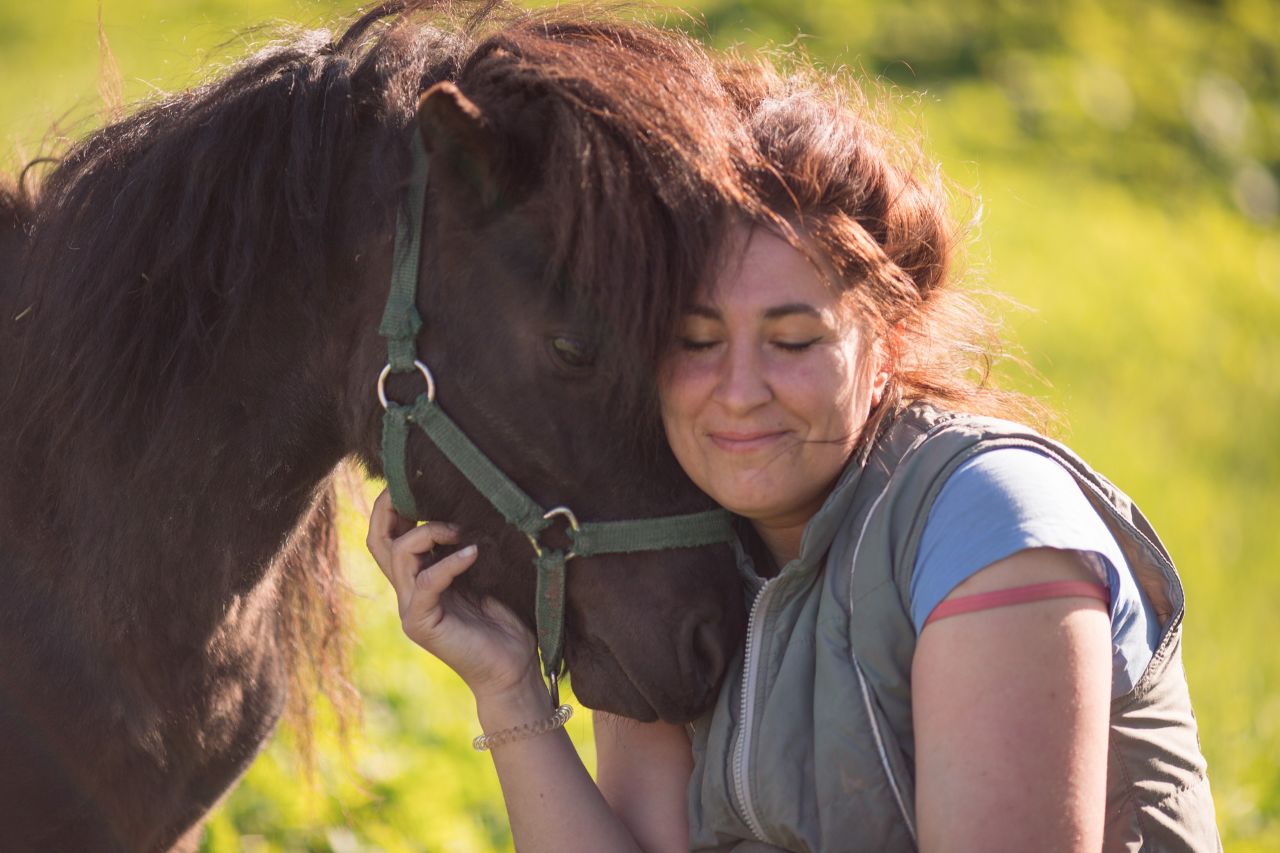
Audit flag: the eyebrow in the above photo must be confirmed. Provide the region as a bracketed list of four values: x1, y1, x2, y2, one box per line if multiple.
[684, 302, 822, 321]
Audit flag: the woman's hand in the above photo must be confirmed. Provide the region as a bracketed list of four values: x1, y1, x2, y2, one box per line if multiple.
[365, 489, 539, 702]
[368, 490, 670, 853]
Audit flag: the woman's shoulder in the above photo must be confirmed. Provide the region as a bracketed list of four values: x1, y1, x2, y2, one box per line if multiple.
[908, 446, 1125, 627]
[907, 446, 1162, 695]
[869, 403, 1058, 479]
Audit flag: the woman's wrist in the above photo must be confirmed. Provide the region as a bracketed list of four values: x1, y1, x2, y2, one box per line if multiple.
[474, 664, 556, 734]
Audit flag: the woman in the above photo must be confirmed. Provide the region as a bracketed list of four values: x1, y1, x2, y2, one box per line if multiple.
[366, 54, 1219, 853]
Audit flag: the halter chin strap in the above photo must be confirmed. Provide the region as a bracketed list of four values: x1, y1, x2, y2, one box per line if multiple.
[377, 132, 735, 706]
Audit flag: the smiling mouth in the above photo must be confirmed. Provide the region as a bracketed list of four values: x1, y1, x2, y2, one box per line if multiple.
[707, 430, 789, 453]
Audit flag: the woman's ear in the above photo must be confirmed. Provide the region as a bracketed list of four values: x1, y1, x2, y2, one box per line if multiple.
[870, 364, 890, 408]
[868, 333, 896, 408]
[416, 81, 503, 210]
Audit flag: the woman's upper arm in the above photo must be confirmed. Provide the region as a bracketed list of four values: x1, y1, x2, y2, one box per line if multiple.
[594, 711, 693, 853]
[912, 547, 1112, 853]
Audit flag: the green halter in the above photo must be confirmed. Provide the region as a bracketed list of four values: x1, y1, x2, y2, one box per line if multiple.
[377, 132, 736, 706]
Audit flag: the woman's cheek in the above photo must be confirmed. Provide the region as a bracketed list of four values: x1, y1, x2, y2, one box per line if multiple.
[660, 356, 717, 418]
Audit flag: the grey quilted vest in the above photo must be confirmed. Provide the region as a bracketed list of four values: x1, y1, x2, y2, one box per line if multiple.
[686, 405, 1220, 852]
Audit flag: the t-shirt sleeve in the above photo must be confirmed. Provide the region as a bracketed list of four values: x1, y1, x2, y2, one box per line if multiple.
[909, 446, 1160, 696]
[910, 447, 1112, 629]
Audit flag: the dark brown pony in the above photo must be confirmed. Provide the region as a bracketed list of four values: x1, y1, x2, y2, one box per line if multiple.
[0, 2, 754, 848]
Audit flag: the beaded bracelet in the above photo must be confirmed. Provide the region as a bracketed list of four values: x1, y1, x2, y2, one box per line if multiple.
[472, 704, 574, 751]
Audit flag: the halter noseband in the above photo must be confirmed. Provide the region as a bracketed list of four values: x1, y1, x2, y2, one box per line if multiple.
[376, 132, 735, 707]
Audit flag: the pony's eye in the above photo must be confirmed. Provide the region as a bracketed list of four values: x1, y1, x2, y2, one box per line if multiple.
[550, 336, 597, 369]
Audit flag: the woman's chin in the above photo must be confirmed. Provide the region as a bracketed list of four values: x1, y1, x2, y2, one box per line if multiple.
[714, 491, 787, 523]
[710, 481, 829, 532]
[699, 463, 814, 518]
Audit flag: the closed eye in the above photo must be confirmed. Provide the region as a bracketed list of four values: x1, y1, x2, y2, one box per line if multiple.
[773, 337, 822, 352]
[678, 338, 719, 352]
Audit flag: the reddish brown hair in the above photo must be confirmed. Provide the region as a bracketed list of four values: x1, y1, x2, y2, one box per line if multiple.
[718, 58, 1048, 448]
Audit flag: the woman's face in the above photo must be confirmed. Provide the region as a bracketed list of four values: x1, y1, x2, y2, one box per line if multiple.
[659, 225, 886, 533]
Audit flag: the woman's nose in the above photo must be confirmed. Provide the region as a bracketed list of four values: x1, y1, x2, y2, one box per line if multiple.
[712, 343, 771, 414]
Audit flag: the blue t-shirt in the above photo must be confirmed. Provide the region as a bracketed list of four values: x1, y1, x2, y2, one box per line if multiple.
[909, 448, 1161, 696]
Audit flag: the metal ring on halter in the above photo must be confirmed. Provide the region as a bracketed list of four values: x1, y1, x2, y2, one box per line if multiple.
[377, 359, 436, 410]
[525, 506, 581, 559]
[543, 506, 580, 532]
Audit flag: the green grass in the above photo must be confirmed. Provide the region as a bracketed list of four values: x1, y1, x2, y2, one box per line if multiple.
[2, 1, 1276, 849]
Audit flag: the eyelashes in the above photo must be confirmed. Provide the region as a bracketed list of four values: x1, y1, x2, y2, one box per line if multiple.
[773, 338, 822, 352]
[677, 337, 822, 353]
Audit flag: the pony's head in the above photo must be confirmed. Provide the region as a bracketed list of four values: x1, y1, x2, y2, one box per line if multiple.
[334, 10, 761, 721]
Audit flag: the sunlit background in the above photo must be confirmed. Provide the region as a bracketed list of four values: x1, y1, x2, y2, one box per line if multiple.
[1, 1, 1276, 850]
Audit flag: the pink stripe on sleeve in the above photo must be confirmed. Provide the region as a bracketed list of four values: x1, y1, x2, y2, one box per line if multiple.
[923, 581, 1110, 628]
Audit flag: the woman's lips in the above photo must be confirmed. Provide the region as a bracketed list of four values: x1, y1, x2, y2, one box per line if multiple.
[707, 430, 789, 453]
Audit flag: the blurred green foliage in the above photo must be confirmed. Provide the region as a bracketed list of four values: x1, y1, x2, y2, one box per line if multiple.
[692, 0, 1278, 219]
[1, 1, 1276, 850]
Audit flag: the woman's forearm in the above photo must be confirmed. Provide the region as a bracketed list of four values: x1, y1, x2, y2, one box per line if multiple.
[475, 668, 645, 853]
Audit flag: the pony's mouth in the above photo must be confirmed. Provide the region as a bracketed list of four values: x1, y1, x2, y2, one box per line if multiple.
[565, 641, 664, 722]
[564, 623, 722, 724]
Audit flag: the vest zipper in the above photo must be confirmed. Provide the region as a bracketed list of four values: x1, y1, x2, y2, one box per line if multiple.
[732, 576, 776, 842]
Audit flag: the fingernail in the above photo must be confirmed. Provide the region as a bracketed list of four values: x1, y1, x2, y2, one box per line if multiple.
[459, 545, 477, 557]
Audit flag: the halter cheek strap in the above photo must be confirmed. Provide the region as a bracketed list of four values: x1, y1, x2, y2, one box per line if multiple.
[377, 131, 735, 706]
